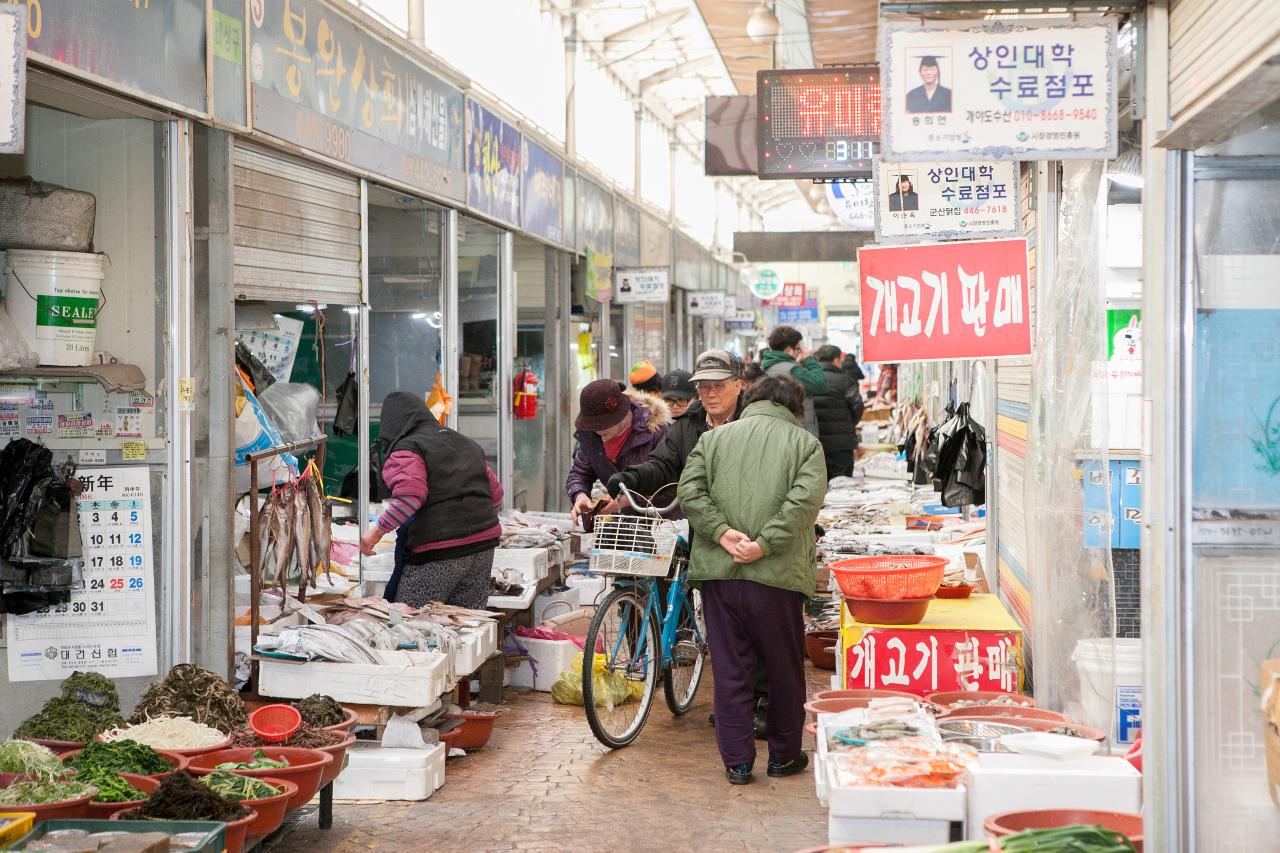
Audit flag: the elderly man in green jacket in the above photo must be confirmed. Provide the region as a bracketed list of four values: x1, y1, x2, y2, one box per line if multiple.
[678, 374, 827, 786]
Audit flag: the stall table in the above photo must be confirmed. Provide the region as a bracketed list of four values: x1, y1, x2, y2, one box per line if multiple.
[838, 594, 1023, 696]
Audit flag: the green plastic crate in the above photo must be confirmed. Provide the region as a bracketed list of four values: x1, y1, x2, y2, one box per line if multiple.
[8, 818, 226, 851]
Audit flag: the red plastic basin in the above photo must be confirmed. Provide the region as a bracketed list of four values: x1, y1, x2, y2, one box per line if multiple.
[441, 712, 500, 750]
[813, 689, 918, 703]
[938, 705, 1068, 723]
[984, 808, 1143, 851]
[927, 690, 1035, 708]
[805, 630, 839, 670]
[62, 747, 190, 781]
[85, 773, 160, 818]
[845, 596, 932, 625]
[184, 746, 331, 811]
[830, 555, 948, 599]
[315, 732, 357, 786]
[1, 789, 95, 821]
[321, 707, 360, 735]
[17, 737, 84, 755]
[239, 776, 299, 846]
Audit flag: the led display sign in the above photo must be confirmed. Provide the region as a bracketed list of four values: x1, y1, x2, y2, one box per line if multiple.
[756, 67, 882, 180]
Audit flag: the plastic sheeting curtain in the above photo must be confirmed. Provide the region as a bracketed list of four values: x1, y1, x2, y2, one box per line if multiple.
[1025, 161, 1116, 721]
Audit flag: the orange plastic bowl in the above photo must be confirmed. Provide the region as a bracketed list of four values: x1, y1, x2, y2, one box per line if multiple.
[813, 689, 918, 702]
[938, 705, 1068, 723]
[321, 707, 360, 734]
[250, 704, 302, 744]
[85, 773, 160, 818]
[239, 776, 299, 846]
[984, 808, 1143, 851]
[185, 746, 332, 811]
[927, 690, 1035, 708]
[315, 732, 357, 786]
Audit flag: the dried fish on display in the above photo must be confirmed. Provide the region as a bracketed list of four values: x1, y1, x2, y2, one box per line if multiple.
[248, 463, 335, 602]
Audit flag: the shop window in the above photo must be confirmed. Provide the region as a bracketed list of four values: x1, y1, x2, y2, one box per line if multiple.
[457, 217, 502, 467]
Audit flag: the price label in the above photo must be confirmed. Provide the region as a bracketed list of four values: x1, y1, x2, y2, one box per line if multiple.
[121, 441, 147, 461]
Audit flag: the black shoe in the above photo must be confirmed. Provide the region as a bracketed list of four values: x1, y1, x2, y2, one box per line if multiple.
[767, 753, 809, 778]
[753, 709, 767, 740]
[708, 713, 716, 728]
[725, 763, 753, 785]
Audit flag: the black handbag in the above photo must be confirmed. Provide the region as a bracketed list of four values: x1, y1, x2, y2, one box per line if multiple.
[332, 371, 358, 436]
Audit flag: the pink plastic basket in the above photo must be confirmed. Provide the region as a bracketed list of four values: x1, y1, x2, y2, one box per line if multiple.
[829, 556, 948, 600]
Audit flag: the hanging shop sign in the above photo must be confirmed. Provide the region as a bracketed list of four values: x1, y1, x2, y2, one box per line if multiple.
[614, 267, 669, 304]
[520, 136, 564, 245]
[584, 246, 613, 303]
[777, 290, 820, 325]
[827, 181, 874, 230]
[874, 159, 1021, 242]
[0, 3, 22, 154]
[577, 176, 613, 257]
[613, 200, 641, 268]
[749, 268, 783, 301]
[725, 310, 756, 332]
[250, 0, 466, 200]
[845, 628, 1021, 695]
[211, 0, 248, 128]
[7, 467, 158, 681]
[466, 100, 521, 226]
[756, 67, 882, 179]
[686, 290, 725, 317]
[857, 238, 1031, 363]
[18, 0, 207, 113]
[770, 281, 807, 309]
[640, 213, 671, 268]
[881, 19, 1118, 161]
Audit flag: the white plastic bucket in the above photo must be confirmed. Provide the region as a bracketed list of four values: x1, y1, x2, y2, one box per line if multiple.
[1073, 637, 1144, 747]
[2, 249, 104, 366]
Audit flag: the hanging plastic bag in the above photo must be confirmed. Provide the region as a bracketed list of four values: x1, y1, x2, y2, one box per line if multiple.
[235, 341, 276, 393]
[234, 377, 297, 492]
[550, 653, 645, 708]
[0, 303, 37, 371]
[426, 373, 452, 424]
[332, 371, 358, 436]
[258, 381, 321, 444]
[935, 403, 987, 508]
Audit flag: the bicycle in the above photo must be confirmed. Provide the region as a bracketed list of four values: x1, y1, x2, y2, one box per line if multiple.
[580, 482, 708, 749]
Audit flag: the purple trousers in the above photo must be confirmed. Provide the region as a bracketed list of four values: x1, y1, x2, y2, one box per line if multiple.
[703, 578, 806, 768]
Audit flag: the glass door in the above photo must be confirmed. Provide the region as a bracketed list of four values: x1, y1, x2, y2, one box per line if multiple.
[456, 217, 505, 475]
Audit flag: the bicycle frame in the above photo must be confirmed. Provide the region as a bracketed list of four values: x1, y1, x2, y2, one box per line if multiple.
[609, 563, 702, 674]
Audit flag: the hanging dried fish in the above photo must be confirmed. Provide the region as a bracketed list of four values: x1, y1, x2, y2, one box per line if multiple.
[305, 473, 332, 583]
[292, 480, 312, 601]
[272, 490, 295, 599]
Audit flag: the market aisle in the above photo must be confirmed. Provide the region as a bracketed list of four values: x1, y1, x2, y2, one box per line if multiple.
[270, 664, 830, 853]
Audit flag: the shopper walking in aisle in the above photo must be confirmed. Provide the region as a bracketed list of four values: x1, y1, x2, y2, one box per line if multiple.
[678, 376, 827, 785]
[760, 326, 827, 436]
[628, 360, 664, 397]
[813, 345, 866, 479]
[359, 392, 503, 609]
[658, 368, 697, 418]
[566, 379, 671, 522]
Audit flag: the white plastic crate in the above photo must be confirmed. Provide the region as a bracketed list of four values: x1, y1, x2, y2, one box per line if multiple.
[258, 650, 449, 707]
[332, 741, 445, 801]
[492, 547, 550, 583]
[508, 637, 581, 692]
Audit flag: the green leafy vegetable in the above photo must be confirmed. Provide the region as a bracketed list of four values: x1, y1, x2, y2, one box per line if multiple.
[202, 770, 282, 802]
[0, 779, 95, 805]
[67, 739, 170, 776]
[214, 748, 287, 771]
[13, 696, 124, 742]
[0, 739, 64, 781]
[77, 767, 147, 803]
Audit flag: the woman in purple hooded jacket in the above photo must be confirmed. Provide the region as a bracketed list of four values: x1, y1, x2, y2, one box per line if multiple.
[566, 379, 672, 521]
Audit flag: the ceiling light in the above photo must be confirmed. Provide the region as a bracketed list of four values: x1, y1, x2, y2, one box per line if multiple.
[746, 3, 780, 45]
[1106, 148, 1143, 189]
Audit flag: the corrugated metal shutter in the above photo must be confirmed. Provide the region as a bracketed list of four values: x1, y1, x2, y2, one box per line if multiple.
[232, 144, 362, 302]
[994, 163, 1037, 639]
[1169, 0, 1280, 120]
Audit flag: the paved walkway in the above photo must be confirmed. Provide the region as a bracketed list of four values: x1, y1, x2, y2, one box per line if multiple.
[272, 664, 830, 852]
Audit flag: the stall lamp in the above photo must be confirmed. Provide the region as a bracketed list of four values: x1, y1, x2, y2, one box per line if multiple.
[426, 312, 443, 329]
[411, 312, 427, 320]
[294, 303, 327, 313]
[1106, 148, 1143, 189]
[343, 307, 359, 315]
[746, 2, 781, 44]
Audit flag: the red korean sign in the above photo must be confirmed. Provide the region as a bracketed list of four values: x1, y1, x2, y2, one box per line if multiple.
[769, 282, 807, 309]
[844, 628, 1022, 696]
[857, 238, 1031, 362]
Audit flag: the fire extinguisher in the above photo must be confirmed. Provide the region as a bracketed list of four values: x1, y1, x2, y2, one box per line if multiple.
[514, 364, 538, 420]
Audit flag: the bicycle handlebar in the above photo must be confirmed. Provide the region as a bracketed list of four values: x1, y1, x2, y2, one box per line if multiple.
[617, 481, 679, 517]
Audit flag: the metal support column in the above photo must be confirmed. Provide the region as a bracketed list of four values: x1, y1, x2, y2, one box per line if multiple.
[443, 208, 460, 430]
[498, 230, 516, 510]
[356, 179, 371, 583]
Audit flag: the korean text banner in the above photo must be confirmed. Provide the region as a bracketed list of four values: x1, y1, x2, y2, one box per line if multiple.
[251, 0, 465, 200]
[467, 100, 521, 226]
[858, 238, 1031, 362]
[521, 136, 564, 245]
[614, 268, 669, 304]
[874, 159, 1020, 242]
[881, 19, 1117, 161]
[686, 291, 725, 317]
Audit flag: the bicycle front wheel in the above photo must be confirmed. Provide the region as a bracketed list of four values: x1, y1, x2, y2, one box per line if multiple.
[581, 585, 660, 749]
[663, 584, 708, 715]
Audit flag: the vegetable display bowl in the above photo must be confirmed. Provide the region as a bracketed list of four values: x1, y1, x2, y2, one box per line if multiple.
[829, 556, 948, 600]
[938, 705, 1068, 723]
[441, 712, 501, 751]
[94, 732, 234, 759]
[812, 689, 918, 703]
[113, 805, 258, 853]
[845, 596, 932, 625]
[240, 776, 299, 846]
[983, 808, 1143, 851]
[315, 733, 357, 786]
[184, 747, 331, 811]
[321, 708, 360, 735]
[928, 690, 1035, 708]
[0, 789, 96, 822]
[62, 747, 190, 781]
[85, 773, 159, 818]
[17, 737, 84, 755]
[935, 584, 976, 599]
[804, 630, 839, 670]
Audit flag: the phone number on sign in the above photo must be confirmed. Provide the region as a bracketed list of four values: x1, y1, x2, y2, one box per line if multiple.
[1014, 108, 1099, 122]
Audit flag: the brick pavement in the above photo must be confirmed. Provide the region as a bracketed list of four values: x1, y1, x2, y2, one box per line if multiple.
[271, 663, 832, 853]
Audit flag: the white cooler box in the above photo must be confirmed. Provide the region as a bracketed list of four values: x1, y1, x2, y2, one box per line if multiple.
[259, 650, 448, 707]
[964, 753, 1142, 838]
[825, 771, 967, 847]
[333, 741, 445, 801]
[565, 571, 612, 607]
[508, 636, 581, 692]
[533, 586, 580, 624]
[453, 623, 499, 676]
[493, 546, 550, 584]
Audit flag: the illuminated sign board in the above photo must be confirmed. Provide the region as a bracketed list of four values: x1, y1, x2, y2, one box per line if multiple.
[756, 67, 882, 180]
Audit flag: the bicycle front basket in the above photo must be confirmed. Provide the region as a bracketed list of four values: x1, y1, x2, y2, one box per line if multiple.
[588, 514, 679, 577]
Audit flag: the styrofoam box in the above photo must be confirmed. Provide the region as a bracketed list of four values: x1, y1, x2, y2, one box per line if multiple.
[826, 763, 967, 823]
[453, 624, 498, 677]
[828, 812, 955, 847]
[259, 650, 448, 706]
[533, 586, 580, 624]
[332, 741, 445, 801]
[565, 572, 611, 607]
[963, 753, 1141, 839]
[508, 637, 581, 692]
[492, 547, 550, 583]
[487, 582, 537, 612]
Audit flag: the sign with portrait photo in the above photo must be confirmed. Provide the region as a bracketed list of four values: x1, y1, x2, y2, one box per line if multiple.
[881, 19, 1117, 161]
[614, 268, 669, 304]
[874, 159, 1020, 242]
[686, 291, 726, 317]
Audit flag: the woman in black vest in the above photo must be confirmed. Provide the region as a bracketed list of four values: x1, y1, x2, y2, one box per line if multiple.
[359, 392, 503, 609]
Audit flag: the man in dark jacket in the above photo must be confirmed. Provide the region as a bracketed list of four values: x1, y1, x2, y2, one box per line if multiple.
[760, 326, 827, 436]
[812, 345, 866, 479]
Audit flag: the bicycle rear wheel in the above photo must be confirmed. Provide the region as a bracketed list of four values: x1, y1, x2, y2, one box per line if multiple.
[663, 584, 708, 715]
[582, 585, 660, 749]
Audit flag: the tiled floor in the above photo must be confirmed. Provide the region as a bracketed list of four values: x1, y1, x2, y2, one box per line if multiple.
[271, 664, 830, 852]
